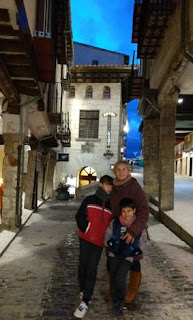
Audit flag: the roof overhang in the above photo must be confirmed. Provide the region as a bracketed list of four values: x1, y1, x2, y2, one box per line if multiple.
[71, 65, 133, 83]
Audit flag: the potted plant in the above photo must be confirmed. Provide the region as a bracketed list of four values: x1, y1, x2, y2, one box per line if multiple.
[55, 181, 70, 200]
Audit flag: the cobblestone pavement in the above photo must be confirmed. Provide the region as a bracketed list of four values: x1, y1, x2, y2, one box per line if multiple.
[0, 199, 193, 320]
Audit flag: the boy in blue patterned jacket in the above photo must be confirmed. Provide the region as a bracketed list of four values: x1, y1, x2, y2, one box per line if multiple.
[104, 197, 146, 316]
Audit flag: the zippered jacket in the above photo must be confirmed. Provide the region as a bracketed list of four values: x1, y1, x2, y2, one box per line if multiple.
[110, 177, 149, 237]
[76, 194, 112, 248]
[104, 218, 142, 260]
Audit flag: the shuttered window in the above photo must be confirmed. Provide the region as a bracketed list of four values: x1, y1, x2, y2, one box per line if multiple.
[79, 110, 99, 139]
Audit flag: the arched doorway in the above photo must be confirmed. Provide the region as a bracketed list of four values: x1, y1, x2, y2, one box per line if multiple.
[79, 166, 97, 187]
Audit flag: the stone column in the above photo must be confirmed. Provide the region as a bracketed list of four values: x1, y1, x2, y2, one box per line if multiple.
[2, 133, 24, 229]
[44, 153, 56, 199]
[143, 118, 160, 198]
[158, 95, 177, 211]
[24, 150, 37, 209]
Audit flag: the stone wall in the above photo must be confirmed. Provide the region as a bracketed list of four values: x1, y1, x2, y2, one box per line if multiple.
[55, 82, 121, 186]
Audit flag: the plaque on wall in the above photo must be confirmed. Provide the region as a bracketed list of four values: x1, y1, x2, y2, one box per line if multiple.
[58, 153, 69, 162]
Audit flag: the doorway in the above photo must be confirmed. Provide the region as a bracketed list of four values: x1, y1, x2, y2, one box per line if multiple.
[79, 166, 97, 187]
[189, 157, 192, 177]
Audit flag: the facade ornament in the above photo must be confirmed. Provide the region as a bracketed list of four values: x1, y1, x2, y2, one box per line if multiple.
[102, 112, 117, 160]
[81, 142, 95, 153]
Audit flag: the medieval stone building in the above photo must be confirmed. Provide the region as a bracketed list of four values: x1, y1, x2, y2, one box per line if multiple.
[54, 42, 132, 193]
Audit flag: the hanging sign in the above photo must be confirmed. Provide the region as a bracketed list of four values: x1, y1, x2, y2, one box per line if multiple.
[58, 153, 69, 162]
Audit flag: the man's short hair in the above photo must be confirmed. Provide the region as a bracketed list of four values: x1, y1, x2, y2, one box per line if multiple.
[100, 175, 113, 185]
[119, 197, 136, 210]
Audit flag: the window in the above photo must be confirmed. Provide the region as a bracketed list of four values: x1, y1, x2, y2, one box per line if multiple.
[69, 86, 75, 98]
[86, 86, 93, 98]
[92, 60, 98, 65]
[79, 110, 99, 139]
[103, 86, 110, 98]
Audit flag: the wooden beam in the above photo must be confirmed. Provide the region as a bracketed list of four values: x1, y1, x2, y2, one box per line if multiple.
[15, 86, 40, 96]
[0, 39, 26, 54]
[1, 54, 31, 66]
[14, 80, 37, 88]
[0, 9, 9, 22]
[6, 65, 33, 77]
[0, 25, 19, 37]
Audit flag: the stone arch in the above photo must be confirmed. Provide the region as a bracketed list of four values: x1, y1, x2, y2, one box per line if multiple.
[79, 166, 97, 186]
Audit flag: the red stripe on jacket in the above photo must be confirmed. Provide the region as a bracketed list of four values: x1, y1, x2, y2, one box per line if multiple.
[78, 204, 112, 247]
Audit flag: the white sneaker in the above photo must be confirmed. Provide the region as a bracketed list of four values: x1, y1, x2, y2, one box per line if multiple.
[73, 301, 88, 318]
[79, 291, 83, 300]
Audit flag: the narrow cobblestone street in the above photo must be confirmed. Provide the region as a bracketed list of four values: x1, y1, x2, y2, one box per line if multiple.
[0, 199, 193, 320]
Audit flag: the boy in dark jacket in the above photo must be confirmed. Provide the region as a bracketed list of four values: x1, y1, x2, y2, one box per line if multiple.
[73, 175, 113, 319]
[104, 198, 144, 316]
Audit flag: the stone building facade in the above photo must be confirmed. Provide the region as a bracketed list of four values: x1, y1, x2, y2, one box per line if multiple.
[54, 43, 132, 191]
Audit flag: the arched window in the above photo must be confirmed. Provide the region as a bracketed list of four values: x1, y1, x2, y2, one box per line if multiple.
[79, 166, 97, 187]
[69, 86, 75, 98]
[86, 86, 93, 98]
[103, 86, 110, 98]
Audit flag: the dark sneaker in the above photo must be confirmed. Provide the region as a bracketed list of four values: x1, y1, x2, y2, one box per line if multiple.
[112, 301, 123, 316]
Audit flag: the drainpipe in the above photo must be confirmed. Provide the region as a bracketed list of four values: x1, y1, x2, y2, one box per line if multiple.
[181, 0, 193, 63]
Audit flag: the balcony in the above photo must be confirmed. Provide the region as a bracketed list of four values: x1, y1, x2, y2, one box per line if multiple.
[0, 6, 44, 112]
[122, 52, 144, 103]
[132, 0, 174, 58]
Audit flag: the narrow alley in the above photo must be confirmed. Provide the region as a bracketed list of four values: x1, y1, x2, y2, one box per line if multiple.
[0, 197, 193, 320]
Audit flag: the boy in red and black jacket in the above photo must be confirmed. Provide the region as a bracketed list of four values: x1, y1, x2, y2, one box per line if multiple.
[74, 175, 113, 319]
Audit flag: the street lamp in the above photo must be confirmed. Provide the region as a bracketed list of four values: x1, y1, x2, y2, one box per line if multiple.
[123, 120, 129, 134]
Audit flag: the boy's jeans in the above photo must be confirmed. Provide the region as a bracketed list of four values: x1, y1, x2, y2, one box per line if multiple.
[78, 238, 103, 304]
[108, 256, 132, 303]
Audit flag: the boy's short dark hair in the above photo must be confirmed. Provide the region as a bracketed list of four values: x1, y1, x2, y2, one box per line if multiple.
[100, 175, 113, 185]
[119, 198, 136, 210]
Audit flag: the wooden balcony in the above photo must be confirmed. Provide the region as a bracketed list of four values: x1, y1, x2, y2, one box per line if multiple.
[132, 0, 174, 58]
[122, 76, 144, 103]
[0, 6, 44, 112]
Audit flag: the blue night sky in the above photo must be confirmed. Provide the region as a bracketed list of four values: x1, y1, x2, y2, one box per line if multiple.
[71, 0, 141, 158]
